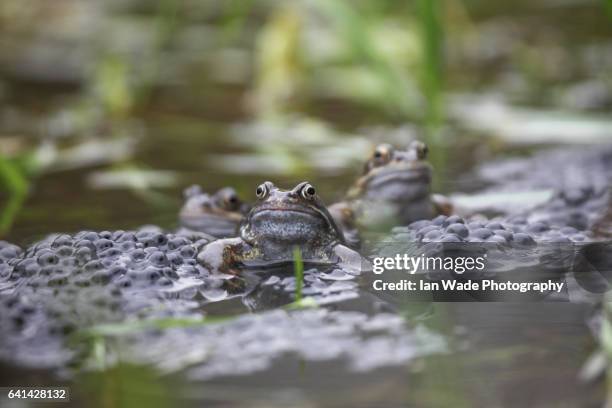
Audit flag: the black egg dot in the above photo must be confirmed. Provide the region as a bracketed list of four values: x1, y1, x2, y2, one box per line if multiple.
[145, 267, 161, 282]
[116, 277, 132, 288]
[100, 231, 112, 239]
[37, 251, 59, 266]
[180, 246, 196, 259]
[3, 297, 19, 309]
[154, 233, 167, 246]
[12, 316, 25, 328]
[158, 277, 173, 286]
[95, 239, 114, 251]
[99, 248, 121, 259]
[167, 252, 183, 266]
[148, 251, 168, 266]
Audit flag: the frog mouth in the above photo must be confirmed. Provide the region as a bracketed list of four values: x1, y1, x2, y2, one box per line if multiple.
[251, 205, 322, 219]
[367, 167, 430, 188]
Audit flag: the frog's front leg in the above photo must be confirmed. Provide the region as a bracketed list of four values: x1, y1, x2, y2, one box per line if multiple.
[197, 237, 247, 274]
[328, 201, 361, 249]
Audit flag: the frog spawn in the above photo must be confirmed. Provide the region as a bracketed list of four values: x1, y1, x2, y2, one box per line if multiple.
[373, 214, 592, 287]
[0, 241, 22, 290]
[242, 267, 362, 310]
[102, 308, 445, 379]
[526, 186, 610, 231]
[470, 146, 612, 230]
[0, 227, 372, 368]
[0, 229, 226, 368]
[394, 214, 592, 245]
[7, 229, 211, 294]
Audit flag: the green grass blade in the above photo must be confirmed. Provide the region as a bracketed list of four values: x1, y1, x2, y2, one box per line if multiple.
[417, 0, 444, 134]
[293, 246, 304, 302]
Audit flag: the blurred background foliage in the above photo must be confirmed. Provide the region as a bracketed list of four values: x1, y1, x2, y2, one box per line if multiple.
[0, 0, 611, 240]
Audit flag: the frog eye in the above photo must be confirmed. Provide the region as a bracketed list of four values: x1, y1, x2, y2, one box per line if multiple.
[255, 183, 270, 199]
[301, 183, 316, 200]
[224, 193, 240, 210]
[372, 144, 393, 166]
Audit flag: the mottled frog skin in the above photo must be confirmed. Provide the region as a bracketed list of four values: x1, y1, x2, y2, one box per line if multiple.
[179, 185, 249, 238]
[330, 141, 451, 242]
[197, 182, 363, 272]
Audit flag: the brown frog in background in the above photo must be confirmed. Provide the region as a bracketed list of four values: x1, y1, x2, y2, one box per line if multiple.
[330, 141, 451, 244]
[179, 185, 249, 238]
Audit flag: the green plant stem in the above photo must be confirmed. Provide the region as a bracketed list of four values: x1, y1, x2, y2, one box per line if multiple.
[417, 0, 444, 134]
[417, 0, 446, 191]
[293, 246, 304, 302]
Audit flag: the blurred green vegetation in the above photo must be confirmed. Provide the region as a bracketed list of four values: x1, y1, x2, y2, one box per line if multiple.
[0, 0, 611, 239]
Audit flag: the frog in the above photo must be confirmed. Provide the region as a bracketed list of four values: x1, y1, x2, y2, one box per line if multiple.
[330, 141, 451, 236]
[179, 185, 249, 238]
[197, 181, 364, 273]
